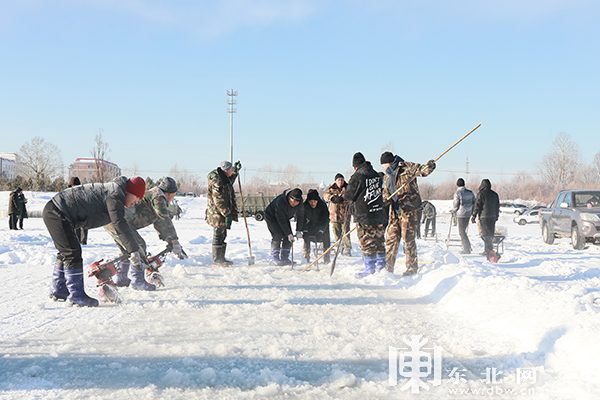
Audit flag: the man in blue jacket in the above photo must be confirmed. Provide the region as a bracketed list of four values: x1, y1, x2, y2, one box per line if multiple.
[42, 176, 146, 307]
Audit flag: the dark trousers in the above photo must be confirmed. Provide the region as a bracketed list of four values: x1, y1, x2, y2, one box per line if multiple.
[457, 217, 471, 252]
[266, 217, 292, 249]
[9, 214, 18, 230]
[18, 217, 24, 229]
[213, 227, 228, 246]
[303, 229, 331, 258]
[424, 217, 436, 236]
[480, 217, 496, 253]
[42, 201, 83, 270]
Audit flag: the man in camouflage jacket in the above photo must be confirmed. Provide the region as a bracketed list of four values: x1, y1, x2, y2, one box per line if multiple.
[206, 160, 241, 267]
[380, 151, 435, 276]
[105, 176, 184, 290]
[323, 173, 352, 256]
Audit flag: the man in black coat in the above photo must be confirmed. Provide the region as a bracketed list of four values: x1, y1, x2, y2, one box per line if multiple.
[265, 188, 305, 266]
[344, 152, 386, 278]
[471, 179, 500, 259]
[302, 189, 330, 264]
[42, 176, 146, 306]
[8, 187, 22, 230]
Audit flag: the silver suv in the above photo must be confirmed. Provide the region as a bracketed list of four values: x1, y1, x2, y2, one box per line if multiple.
[539, 190, 600, 249]
[499, 202, 528, 215]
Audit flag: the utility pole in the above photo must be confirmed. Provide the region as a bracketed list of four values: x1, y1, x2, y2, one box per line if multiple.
[227, 89, 238, 162]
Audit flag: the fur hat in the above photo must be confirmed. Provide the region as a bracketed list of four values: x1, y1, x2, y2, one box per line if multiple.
[306, 189, 320, 201]
[126, 176, 146, 199]
[288, 188, 303, 202]
[158, 177, 178, 193]
[380, 151, 395, 164]
[456, 178, 465, 187]
[352, 152, 366, 168]
[220, 161, 232, 171]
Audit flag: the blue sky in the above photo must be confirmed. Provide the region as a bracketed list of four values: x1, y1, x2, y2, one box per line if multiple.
[1, 0, 599, 186]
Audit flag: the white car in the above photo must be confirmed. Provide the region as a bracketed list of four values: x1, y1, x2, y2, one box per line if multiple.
[513, 209, 539, 225]
[500, 202, 528, 215]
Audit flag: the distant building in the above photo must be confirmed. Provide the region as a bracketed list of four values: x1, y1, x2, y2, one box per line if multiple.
[68, 158, 121, 183]
[0, 153, 22, 179]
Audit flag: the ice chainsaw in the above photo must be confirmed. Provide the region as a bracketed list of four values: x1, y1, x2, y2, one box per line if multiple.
[87, 241, 187, 302]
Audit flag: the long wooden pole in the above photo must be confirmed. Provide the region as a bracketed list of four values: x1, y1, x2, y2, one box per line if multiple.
[237, 177, 255, 265]
[301, 123, 481, 273]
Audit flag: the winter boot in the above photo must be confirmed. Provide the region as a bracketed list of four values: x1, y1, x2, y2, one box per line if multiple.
[402, 267, 418, 276]
[113, 261, 131, 287]
[279, 247, 292, 266]
[270, 247, 281, 265]
[375, 254, 386, 272]
[212, 244, 233, 267]
[49, 261, 69, 301]
[64, 268, 99, 307]
[129, 264, 156, 291]
[355, 256, 376, 278]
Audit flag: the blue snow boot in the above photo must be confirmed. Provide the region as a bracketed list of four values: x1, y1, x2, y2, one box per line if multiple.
[49, 262, 69, 301]
[270, 248, 281, 265]
[113, 261, 131, 287]
[129, 264, 156, 291]
[355, 256, 377, 278]
[64, 268, 99, 307]
[375, 254, 387, 272]
[279, 247, 292, 266]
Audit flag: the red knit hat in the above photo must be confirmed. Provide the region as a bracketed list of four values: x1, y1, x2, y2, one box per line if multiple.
[126, 176, 146, 199]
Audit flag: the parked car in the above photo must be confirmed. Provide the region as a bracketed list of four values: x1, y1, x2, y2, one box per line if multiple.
[513, 209, 539, 225]
[499, 202, 528, 215]
[185, 192, 197, 198]
[539, 190, 600, 249]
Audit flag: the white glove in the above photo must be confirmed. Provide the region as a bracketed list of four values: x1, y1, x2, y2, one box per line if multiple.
[287, 234, 295, 243]
[129, 251, 143, 270]
[171, 240, 183, 257]
[296, 231, 303, 239]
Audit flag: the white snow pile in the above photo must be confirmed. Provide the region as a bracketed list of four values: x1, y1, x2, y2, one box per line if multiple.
[1, 191, 599, 399]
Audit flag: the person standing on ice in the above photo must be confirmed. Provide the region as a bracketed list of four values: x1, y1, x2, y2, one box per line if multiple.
[323, 173, 352, 257]
[421, 200, 436, 238]
[206, 160, 241, 267]
[105, 176, 186, 290]
[42, 176, 147, 307]
[344, 152, 386, 278]
[16, 189, 28, 230]
[471, 179, 500, 259]
[265, 188, 304, 266]
[380, 151, 435, 276]
[302, 189, 331, 264]
[452, 178, 475, 254]
[8, 187, 22, 230]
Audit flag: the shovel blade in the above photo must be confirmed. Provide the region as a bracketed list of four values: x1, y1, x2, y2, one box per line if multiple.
[247, 256, 256, 266]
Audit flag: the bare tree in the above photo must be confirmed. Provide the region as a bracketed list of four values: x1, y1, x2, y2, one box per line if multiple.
[90, 129, 110, 182]
[592, 151, 600, 183]
[169, 164, 206, 195]
[19, 137, 64, 191]
[536, 132, 582, 188]
[280, 164, 303, 187]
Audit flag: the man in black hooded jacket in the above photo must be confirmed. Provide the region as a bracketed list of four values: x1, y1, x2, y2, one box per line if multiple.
[471, 179, 500, 258]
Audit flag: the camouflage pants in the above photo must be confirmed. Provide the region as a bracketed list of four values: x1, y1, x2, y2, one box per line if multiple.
[104, 224, 146, 256]
[385, 211, 419, 273]
[356, 223, 385, 258]
[332, 221, 352, 253]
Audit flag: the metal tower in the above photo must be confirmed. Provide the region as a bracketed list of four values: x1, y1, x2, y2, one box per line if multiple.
[227, 89, 238, 162]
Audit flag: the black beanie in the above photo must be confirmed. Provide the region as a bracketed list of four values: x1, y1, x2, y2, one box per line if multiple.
[352, 152, 366, 168]
[457, 178, 465, 187]
[380, 151, 395, 164]
[307, 189, 319, 201]
[334, 173, 344, 181]
[68, 177, 81, 187]
[289, 188, 303, 202]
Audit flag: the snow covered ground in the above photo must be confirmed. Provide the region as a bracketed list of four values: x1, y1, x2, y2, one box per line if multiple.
[1, 191, 599, 400]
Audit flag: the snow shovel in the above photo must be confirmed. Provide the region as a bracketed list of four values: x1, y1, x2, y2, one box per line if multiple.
[237, 178, 255, 265]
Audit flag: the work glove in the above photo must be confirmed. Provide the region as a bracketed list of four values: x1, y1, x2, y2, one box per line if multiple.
[225, 214, 233, 229]
[129, 250, 147, 271]
[287, 234, 295, 243]
[316, 230, 324, 241]
[427, 159, 436, 170]
[331, 195, 344, 204]
[233, 161, 242, 174]
[170, 239, 185, 259]
[295, 231, 303, 239]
